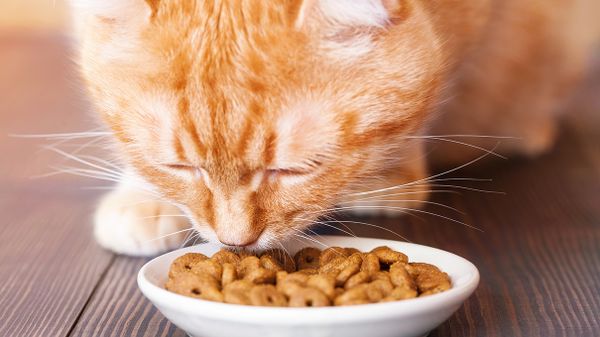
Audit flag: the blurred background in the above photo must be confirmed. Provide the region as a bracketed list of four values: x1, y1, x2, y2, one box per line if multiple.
[0, 0, 68, 30]
[0, 0, 90, 185]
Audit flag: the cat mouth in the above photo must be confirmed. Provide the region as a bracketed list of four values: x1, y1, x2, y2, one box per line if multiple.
[217, 235, 271, 252]
[192, 224, 271, 251]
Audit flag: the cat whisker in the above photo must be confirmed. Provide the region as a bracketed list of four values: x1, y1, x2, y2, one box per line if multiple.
[140, 214, 189, 220]
[403, 134, 518, 140]
[77, 154, 123, 172]
[43, 145, 123, 177]
[346, 178, 496, 202]
[290, 229, 329, 249]
[34, 166, 123, 184]
[182, 231, 203, 248]
[59, 166, 123, 181]
[311, 205, 428, 224]
[294, 217, 357, 238]
[320, 213, 357, 237]
[338, 199, 465, 215]
[276, 242, 293, 260]
[305, 227, 324, 241]
[404, 136, 507, 159]
[350, 144, 500, 197]
[9, 130, 111, 140]
[347, 189, 461, 202]
[180, 230, 194, 249]
[306, 205, 409, 216]
[144, 227, 195, 243]
[49, 141, 109, 148]
[329, 205, 482, 232]
[290, 235, 307, 247]
[291, 233, 311, 246]
[426, 183, 504, 194]
[292, 233, 329, 249]
[320, 220, 411, 243]
[34, 138, 110, 163]
[420, 177, 492, 183]
[191, 232, 206, 247]
[36, 154, 161, 198]
[64, 137, 111, 157]
[79, 186, 115, 190]
[124, 199, 182, 207]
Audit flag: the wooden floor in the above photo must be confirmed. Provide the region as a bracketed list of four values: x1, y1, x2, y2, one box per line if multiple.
[1, 33, 599, 337]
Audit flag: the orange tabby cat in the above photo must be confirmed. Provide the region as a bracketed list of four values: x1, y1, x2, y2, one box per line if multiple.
[71, 0, 599, 255]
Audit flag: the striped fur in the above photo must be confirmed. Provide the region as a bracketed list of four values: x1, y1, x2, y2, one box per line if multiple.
[73, 0, 598, 252]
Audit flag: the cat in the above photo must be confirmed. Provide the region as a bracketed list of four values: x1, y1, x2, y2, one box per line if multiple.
[70, 0, 599, 255]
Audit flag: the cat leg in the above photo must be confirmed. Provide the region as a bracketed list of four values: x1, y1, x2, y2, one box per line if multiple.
[427, 0, 590, 168]
[340, 141, 430, 217]
[94, 181, 191, 256]
[428, 105, 560, 169]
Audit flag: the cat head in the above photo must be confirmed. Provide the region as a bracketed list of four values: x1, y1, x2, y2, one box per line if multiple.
[73, 0, 444, 249]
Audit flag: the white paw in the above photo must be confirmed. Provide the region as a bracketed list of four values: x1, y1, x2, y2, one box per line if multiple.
[94, 188, 192, 256]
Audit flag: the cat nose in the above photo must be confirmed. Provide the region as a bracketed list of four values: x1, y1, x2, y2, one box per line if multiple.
[216, 228, 263, 247]
[219, 238, 258, 247]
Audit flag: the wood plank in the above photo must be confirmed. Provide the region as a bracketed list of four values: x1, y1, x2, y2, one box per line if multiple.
[429, 126, 600, 337]
[0, 33, 115, 337]
[0, 185, 114, 337]
[68, 257, 186, 337]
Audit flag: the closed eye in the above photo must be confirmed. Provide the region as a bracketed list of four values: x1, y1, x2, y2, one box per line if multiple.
[264, 167, 320, 186]
[266, 168, 311, 176]
[265, 160, 324, 179]
[160, 163, 205, 180]
[266, 158, 324, 177]
[163, 163, 197, 171]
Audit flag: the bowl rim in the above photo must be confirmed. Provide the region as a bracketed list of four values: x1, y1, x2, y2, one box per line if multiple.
[138, 236, 480, 324]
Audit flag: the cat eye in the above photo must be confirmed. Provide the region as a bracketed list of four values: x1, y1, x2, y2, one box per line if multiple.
[263, 167, 319, 185]
[160, 163, 205, 179]
[163, 163, 197, 171]
[265, 159, 324, 179]
[265, 168, 311, 177]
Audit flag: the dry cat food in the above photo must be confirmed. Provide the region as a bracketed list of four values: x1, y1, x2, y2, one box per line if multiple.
[165, 246, 451, 307]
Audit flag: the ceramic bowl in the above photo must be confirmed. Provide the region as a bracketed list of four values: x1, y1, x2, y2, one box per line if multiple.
[138, 235, 479, 337]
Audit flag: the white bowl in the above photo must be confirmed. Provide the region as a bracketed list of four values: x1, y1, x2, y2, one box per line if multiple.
[138, 236, 479, 337]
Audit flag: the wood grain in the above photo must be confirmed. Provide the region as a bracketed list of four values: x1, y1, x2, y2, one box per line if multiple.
[1, 33, 599, 337]
[68, 257, 186, 337]
[0, 33, 114, 337]
[429, 127, 600, 337]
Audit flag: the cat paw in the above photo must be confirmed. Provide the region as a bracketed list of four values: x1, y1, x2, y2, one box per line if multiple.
[516, 118, 557, 157]
[94, 188, 192, 256]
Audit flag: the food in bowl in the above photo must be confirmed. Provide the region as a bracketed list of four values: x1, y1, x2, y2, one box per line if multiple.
[165, 246, 451, 307]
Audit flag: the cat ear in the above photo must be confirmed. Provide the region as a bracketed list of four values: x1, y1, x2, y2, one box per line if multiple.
[293, 0, 397, 29]
[297, 0, 409, 28]
[316, 0, 407, 59]
[319, 0, 391, 28]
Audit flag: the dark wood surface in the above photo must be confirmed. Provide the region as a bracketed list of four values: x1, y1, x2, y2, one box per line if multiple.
[1, 33, 598, 337]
